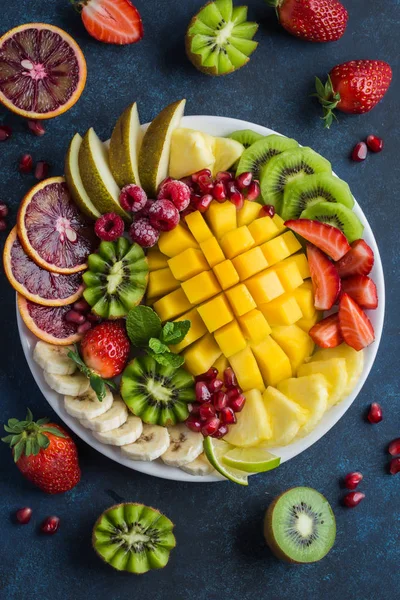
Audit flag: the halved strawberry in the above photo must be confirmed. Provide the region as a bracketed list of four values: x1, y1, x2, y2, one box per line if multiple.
[285, 219, 350, 261]
[309, 313, 343, 349]
[341, 275, 378, 309]
[307, 244, 341, 310]
[338, 293, 375, 351]
[335, 239, 374, 277]
[77, 0, 143, 45]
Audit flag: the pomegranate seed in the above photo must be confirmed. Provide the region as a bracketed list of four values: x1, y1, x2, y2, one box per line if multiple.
[213, 391, 228, 411]
[40, 516, 60, 534]
[212, 423, 229, 439]
[19, 154, 33, 174]
[389, 457, 400, 475]
[189, 402, 201, 416]
[86, 312, 101, 323]
[194, 194, 213, 213]
[196, 368, 218, 382]
[343, 491, 365, 508]
[0, 202, 8, 218]
[27, 120, 45, 136]
[367, 402, 382, 423]
[227, 182, 244, 209]
[212, 181, 227, 202]
[220, 406, 236, 425]
[65, 310, 86, 325]
[226, 387, 241, 401]
[351, 142, 368, 162]
[34, 161, 50, 180]
[0, 125, 12, 141]
[129, 218, 160, 248]
[95, 213, 125, 242]
[137, 199, 153, 219]
[344, 471, 363, 490]
[235, 172, 252, 190]
[388, 438, 400, 456]
[180, 176, 194, 189]
[15, 507, 32, 524]
[0, 219, 7, 232]
[195, 381, 211, 403]
[73, 298, 90, 313]
[366, 135, 384, 153]
[246, 180, 261, 201]
[119, 184, 147, 213]
[229, 394, 246, 413]
[201, 416, 221, 437]
[197, 174, 214, 194]
[208, 378, 223, 393]
[192, 169, 211, 183]
[215, 171, 232, 182]
[186, 416, 202, 433]
[199, 402, 216, 421]
[224, 368, 238, 388]
[77, 321, 92, 334]
[259, 204, 275, 218]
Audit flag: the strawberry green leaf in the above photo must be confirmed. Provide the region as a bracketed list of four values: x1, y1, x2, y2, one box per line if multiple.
[13, 439, 25, 463]
[41, 426, 67, 438]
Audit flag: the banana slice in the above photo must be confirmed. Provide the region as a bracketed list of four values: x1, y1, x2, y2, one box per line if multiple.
[180, 453, 216, 476]
[121, 424, 170, 461]
[161, 423, 203, 467]
[80, 396, 128, 433]
[34, 341, 76, 375]
[44, 371, 90, 396]
[93, 414, 143, 446]
[64, 387, 113, 420]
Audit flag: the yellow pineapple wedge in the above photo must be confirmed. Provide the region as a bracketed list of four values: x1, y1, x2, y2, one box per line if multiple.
[223, 389, 271, 447]
[169, 128, 215, 179]
[262, 387, 308, 446]
[298, 358, 347, 406]
[307, 343, 364, 396]
[277, 374, 329, 437]
[213, 137, 244, 175]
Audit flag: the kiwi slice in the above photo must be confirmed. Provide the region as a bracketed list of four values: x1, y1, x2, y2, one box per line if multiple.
[92, 503, 176, 574]
[83, 237, 148, 319]
[260, 147, 332, 212]
[185, 0, 258, 76]
[121, 355, 195, 426]
[264, 487, 336, 564]
[281, 173, 355, 220]
[236, 134, 299, 180]
[300, 201, 364, 243]
[228, 129, 264, 149]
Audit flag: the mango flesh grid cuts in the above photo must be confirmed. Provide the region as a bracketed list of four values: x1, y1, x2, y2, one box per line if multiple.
[248, 216, 280, 245]
[237, 200, 262, 227]
[260, 294, 303, 326]
[205, 201, 237, 238]
[214, 320, 247, 357]
[181, 270, 221, 304]
[147, 248, 168, 271]
[184, 210, 212, 243]
[147, 267, 179, 299]
[212, 354, 229, 379]
[225, 284, 257, 317]
[271, 261, 303, 292]
[158, 224, 198, 257]
[220, 226, 255, 259]
[238, 309, 271, 343]
[232, 247, 268, 280]
[293, 280, 315, 319]
[170, 308, 207, 353]
[153, 288, 192, 322]
[270, 325, 314, 374]
[183, 334, 221, 376]
[168, 248, 208, 281]
[284, 253, 310, 279]
[200, 237, 225, 267]
[213, 260, 240, 290]
[197, 294, 234, 333]
[228, 346, 264, 393]
[251, 336, 292, 387]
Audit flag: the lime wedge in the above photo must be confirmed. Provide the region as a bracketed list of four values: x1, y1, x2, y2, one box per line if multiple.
[203, 437, 249, 486]
[223, 446, 281, 473]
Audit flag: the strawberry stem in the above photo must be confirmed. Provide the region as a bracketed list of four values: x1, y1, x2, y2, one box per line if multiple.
[312, 76, 341, 129]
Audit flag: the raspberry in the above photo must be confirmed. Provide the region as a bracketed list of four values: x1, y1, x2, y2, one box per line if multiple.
[158, 180, 191, 212]
[94, 213, 125, 241]
[119, 184, 147, 213]
[149, 199, 180, 231]
[137, 199, 154, 219]
[129, 218, 160, 248]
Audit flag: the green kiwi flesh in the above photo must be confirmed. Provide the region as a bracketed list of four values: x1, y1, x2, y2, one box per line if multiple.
[236, 134, 299, 180]
[260, 147, 332, 212]
[186, 0, 258, 76]
[228, 129, 264, 148]
[93, 503, 176, 574]
[281, 173, 355, 220]
[264, 487, 336, 564]
[121, 355, 195, 426]
[83, 237, 148, 319]
[300, 201, 364, 243]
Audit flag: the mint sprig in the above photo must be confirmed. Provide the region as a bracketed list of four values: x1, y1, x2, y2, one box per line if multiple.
[68, 348, 117, 402]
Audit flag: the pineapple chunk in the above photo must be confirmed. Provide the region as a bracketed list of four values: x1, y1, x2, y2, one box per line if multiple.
[270, 325, 314, 374]
[170, 308, 207, 353]
[298, 358, 348, 406]
[237, 200, 262, 227]
[262, 387, 308, 446]
[147, 248, 168, 271]
[168, 248, 208, 281]
[214, 320, 247, 357]
[183, 334, 221, 376]
[212, 355, 229, 379]
[223, 389, 272, 447]
[251, 336, 292, 387]
[169, 128, 215, 179]
[181, 271, 221, 304]
[197, 294, 234, 333]
[228, 346, 265, 392]
[158, 224, 198, 257]
[147, 267, 179, 299]
[185, 210, 213, 243]
[277, 374, 329, 437]
[205, 201, 237, 238]
[220, 226, 255, 259]
[213, 260, 240, 290]
[153, 288, 192, 322]
[213, 137, 244, 175]
[308, 343, 364, 396]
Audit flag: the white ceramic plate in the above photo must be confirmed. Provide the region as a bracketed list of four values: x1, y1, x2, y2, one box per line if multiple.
[17, 115, 385, 483]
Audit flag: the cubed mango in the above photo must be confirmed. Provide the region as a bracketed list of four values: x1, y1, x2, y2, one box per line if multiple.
[260, 234, 291, 265]
[248, 216, 280, 245]
[183, 334, 222, 376]
[153, 288, 192, 322]
[168, 248, 208, 281]
[158, 224, 198, 257]
[232, 247, 269, 281]
[181, 270, 221, 304]
[281, 230, 302, 254]
[260, 294, 302, 325]
[200, 237, 225, 267]
[228, 346, 265, 392]
[170, 309, 207, 353]
[185, 210, 213, 243]
[271, 325, 314, 374]
[147, 248, 168, 271]
[147, 267, 179, 299]
[220, 226, 255, 259]
[225, 284, 256, 317]
[283, 253, 310, 279]
[272, 213, 286, 234]
[293, 281, 315, 319]
[252, 336, 292, 387]
[272, 261, 303, 292]
[212, 355, 229, 380]
[238, 309, 271, 343]
[237, 200, 261, 227]
[296, 311, 322, 333]
[214, 320, 247, 357]
[246, 270, 284, 305]
[197, 294, 233, 333]
[205, 200, 237, 238]
[213, 260, 240, 290]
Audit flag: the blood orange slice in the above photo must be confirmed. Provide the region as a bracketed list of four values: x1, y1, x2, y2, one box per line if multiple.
[18, 177, 97, 274]
[18, 295, 82, 345]
[0, 23, 86, 119]
[3, 227, 84, 306]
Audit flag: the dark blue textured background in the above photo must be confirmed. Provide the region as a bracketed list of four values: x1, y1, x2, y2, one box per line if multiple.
[0, 1, 399, 599]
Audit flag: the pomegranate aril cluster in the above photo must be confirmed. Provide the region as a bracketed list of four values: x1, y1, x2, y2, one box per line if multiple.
[185, 367, 245, 438]
[64, 298, 99, 334]
[388, 437, 400, 475]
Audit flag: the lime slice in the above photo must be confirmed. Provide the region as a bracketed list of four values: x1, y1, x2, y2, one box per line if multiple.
[223, 446, 281, 473]
[203, 437, 249, 486]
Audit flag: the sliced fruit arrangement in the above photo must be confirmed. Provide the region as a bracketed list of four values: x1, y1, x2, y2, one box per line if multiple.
[74, 0, 144, 46]
[18, 296, 84, 345]
[186, 0, 258, 76]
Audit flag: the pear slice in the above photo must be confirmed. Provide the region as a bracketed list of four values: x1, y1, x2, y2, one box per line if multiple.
[109, 102, 142, 188]
[213, 136, 244, 175]
[139, 99, 186, 197]
[79, 128, 130, 221]
[169, 128, 215, 179]
[64, 133, 101, 220]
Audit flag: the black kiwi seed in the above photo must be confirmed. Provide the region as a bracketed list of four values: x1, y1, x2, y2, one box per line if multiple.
[236, 134, 299, 180]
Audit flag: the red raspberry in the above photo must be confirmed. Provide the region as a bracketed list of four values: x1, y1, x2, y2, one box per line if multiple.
[136, 199, 154, 219]
[158, 180, 191, 212]
[119, 184, 147, 213]
[94, 213, 125, 241]
[129, 218, 160, 248]
[149, 199, 180, 231]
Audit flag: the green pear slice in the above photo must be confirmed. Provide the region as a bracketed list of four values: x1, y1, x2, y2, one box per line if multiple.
[109, 102, 142, 188]
[64, 133, 101, 220]
[139, 99, 186, 197]
[79, 128, 130, 221]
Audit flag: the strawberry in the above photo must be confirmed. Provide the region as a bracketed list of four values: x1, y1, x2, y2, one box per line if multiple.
[338, 293, 375, 351]
[309, 313, 343, 349]
[341, 275, 378, 310]
[266, 0, 348, 43]
[285, 219, 350, 261]
[2, 409, 80, 494]
[335, 239, 374, 278]
[307, 244, 341, 310]
[315, 60, 392, 128]
[74, 0, 143, 45]
[80, 320, 130, 379]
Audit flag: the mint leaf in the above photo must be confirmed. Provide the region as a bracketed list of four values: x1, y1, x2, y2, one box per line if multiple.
[161, 320, 191, 345]
[148, 338, 170, 355]
[149, 350, 185, 369]
[126, 306, 162, 348]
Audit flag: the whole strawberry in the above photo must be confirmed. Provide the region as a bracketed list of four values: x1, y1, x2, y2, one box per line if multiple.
[81, 320, 130, 379]
[266, 0, 348, 42]
[2, 409, 80, 494]
[315, 60, 393, 127]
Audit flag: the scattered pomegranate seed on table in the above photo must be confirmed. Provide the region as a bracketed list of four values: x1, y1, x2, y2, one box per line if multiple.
[119, 184, 147, 213]
[40, 515, 60, 534]
[389, 458, 400, 475]
[0, 219, 7, 232]
[366, 135, 384, 153]
[27, 120, 45, 136]
[94, 213, 125, 242]
[367, 402, 383, 423]
[19, 154, 34, 174]
[344, 472, 363, 490]
[0, 202, 8, 218]
[388, 438, 400, 456]
[352, 142, 368, 162]
[15, 507, 32, 524]
[259, 204, 275, 218]
[0, 125, 12, 141]
[343, 491, 365, 508]
[34, 161, 50, 180]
